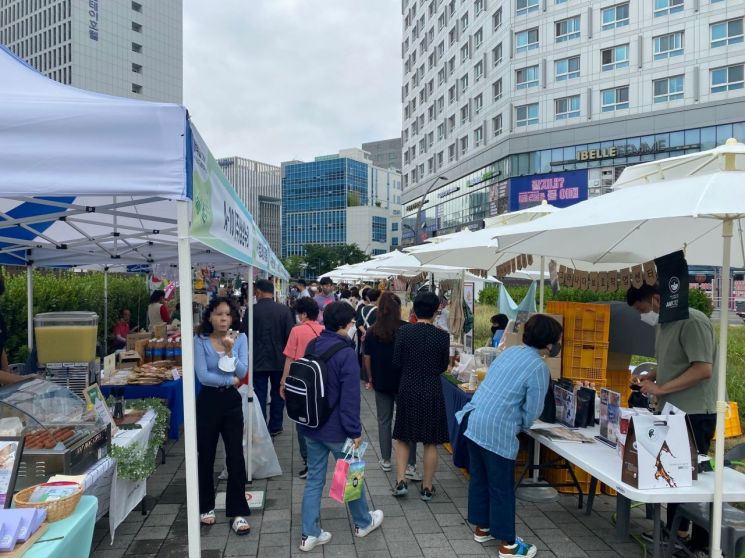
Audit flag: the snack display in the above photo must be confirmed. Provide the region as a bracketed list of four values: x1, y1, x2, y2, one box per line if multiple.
[127, 361, 180, 385]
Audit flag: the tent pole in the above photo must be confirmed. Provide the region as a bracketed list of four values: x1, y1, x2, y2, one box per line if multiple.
[176, 200, 200, 558]
[539, 256, 545, 313]
[711, 218, 733, 558]
[103, 266, 108, 356]
[26, 265, 33, 351]
[245, 268, 254, 481]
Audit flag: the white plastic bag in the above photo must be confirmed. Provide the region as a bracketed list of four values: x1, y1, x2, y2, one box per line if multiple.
[220, 386, 282, 480]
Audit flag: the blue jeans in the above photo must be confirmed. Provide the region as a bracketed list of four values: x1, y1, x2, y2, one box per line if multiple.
[254, 369, 284, 433]
[466, 437, 516, 544]
[302, 438, 372, 537]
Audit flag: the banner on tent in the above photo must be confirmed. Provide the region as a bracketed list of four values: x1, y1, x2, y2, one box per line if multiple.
[554, 260, 659, 293]
[189, 125, 288, 279]
[496, 254, 534, 278]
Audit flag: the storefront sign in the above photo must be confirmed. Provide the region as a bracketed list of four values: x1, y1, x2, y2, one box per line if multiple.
[552, 142, 701, 166]
[508, 170, 588, 211]
[437, 185, 460, 198]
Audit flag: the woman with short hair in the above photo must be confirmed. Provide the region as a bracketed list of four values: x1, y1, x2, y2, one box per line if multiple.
[458, 314, 562, 558]
[391, 291, 450, 501]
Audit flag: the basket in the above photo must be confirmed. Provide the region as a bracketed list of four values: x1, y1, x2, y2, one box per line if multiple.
[13, 483, 83, 522]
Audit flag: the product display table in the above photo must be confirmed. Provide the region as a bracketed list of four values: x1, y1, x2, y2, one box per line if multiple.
[100, 378, 183, 439]
[525, 423, 745, 557]
[22, 495, 98, 558]
[440, 375, 472, 468]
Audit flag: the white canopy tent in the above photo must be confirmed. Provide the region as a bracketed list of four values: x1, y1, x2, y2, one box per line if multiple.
[486, 140, 745, 558]
[0, 46, 287, 557]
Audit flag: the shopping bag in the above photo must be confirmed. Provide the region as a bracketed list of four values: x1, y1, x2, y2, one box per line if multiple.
[329, 453, 366, 503]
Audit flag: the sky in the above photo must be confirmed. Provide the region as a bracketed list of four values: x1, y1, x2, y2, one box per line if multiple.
[183, 0, 402, 166]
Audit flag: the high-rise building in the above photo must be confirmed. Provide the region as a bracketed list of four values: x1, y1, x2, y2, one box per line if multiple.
[281, 148, 402, 260]
[400, 0, 745, 244]
[218, 157, 282, 257]
[362, 137, 403, 171]
[0, 0, 182, 103]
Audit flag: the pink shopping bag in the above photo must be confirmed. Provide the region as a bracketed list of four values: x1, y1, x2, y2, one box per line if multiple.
[329, 457, 350, 503]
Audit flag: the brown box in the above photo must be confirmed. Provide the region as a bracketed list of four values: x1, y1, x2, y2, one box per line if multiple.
[126, 332, 151, 350]
[152, 323, 167, 338]
[134, 339, 149, 361]
[117, 350, 142, 368]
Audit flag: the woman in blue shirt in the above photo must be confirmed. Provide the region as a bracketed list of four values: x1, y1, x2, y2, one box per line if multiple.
[194, 297, 251, 535]
[458, 314, 562, 558]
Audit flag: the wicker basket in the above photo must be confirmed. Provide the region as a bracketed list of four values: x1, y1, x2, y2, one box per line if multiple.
[13, 483, 82, 522]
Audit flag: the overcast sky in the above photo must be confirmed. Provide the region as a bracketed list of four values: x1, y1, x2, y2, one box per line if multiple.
[183, 0, 402, 166]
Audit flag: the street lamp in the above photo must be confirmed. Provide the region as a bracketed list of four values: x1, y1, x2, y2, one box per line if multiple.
[413, 175, 448, 244]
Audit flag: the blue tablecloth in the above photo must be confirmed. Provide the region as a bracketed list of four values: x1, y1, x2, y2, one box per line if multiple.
[23, 495, 98, 558]
[440, 375, 472, 469]
[101, 378, 184, 439]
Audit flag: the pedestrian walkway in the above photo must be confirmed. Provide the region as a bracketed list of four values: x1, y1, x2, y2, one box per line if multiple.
[90, 386, 647, 557]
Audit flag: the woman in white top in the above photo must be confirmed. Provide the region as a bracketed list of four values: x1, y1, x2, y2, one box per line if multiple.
[147, 289, 171, 329]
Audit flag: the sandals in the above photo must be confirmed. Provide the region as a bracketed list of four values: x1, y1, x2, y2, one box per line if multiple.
[200, 510, 216, 526]
[231, 516, 251, 536]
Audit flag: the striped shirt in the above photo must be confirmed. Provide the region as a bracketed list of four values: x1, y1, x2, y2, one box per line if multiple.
[456, 345, 550, 460]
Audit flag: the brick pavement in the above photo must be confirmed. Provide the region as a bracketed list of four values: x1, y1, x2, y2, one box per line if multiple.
[90, 386, 648, 557]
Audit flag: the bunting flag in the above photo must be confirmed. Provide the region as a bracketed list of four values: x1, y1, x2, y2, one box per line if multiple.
[551, 261, 664, 293]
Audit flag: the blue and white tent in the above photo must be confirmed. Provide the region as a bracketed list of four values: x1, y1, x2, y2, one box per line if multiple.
[0, 45, 283, 556]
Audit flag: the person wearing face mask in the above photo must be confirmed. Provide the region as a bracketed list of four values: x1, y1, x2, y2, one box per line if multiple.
[455, 314, 562, 557]
[314, 277, 336, 324]
[627, 283, 718, 553]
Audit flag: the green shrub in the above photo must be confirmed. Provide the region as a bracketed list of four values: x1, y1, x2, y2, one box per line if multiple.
[1, 269, 150, 363]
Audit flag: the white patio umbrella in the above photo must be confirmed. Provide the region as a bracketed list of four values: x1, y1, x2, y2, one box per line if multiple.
[489, 139, 745, 558]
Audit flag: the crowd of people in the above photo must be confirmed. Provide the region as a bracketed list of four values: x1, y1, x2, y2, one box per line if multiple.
[168, 272, 720, 558]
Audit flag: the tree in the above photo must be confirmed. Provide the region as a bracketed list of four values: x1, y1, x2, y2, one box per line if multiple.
[281, 255, 305, 279]
[332, 244, 368, 266]
[303, 244, 336, 277]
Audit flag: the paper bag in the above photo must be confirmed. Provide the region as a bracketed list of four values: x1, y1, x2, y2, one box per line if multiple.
[621, 414, 697, 489]
[329, 456, 365, 503]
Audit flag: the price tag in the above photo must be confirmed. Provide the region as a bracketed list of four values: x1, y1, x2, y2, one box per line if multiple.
[103, 353, 116, 382]
[171, 367, 181, 381]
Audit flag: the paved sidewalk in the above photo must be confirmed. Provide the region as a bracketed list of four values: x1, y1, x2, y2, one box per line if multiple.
[90, 386, 647, 557]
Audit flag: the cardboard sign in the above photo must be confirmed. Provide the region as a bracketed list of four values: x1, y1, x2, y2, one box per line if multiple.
[558, 265, 567, 287]
[621, 414, 697, 489]
[598, 271, 608, 293]
[620, 268, 631, 291]
[589, 272, 598, 292]
[579, 271, 589, 291]
[631, 265, 644, 289]
[608, 271, 618, 292]
[527, 254, 534, 265]
[643, 261, 657, 286]
[103, 353, 116, 383]
[572, 269, 581, 289]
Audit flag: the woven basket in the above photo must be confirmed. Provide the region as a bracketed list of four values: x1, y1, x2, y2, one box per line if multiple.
[13, 483, 82, 522]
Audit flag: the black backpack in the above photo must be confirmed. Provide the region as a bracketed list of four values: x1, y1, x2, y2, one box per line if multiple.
[285, 339, 348, 428]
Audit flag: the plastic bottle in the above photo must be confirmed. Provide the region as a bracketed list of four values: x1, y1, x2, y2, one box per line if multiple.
[165, 339, 175, 362]
[174, 337, 182, 366]
[145, 339, 154, 363]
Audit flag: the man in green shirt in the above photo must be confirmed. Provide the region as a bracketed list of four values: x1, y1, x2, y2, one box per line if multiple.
[627, 283, 718, 554]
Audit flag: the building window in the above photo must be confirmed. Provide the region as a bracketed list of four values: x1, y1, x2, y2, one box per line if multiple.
[601, 85, 629, 111]
[392, 222, 399, 232]
[653, 75, 684, 102]
[131, 1, 142, 12]
[602, 2, 629, 29]
[601, 44, 629, 71]
[131, 62, 142, 73]
[448, 85, 456, 104]
[474, 93, 484, 114]
[515, 28, 539, 52]
[475, 27, 484, 49]
[493, 8, 502, 30]
[555, 16, 580, 42]
[460, 73, 469, 93]
[461, 13, 469, 31]
[392, 237, 399, 247]
[460, 136, 469, 155]
[461, 104, 470, 124]
[448, 144, 456, 162]
[516, 0, 539, 16]
[653, 31, 684, 59]
[555, 95, 580, 119]
[710, 18, 744, 48]
[131, 42, 142, 53]
[437, 123, 445, 140]
[654, 0, 683, 16]
[372, 216, 387, 243]
[516, 103, 539, 127]
[515, 65, 539, 89]
[710, 64, 744, 93]
[131, 83, 142, 94]
[474, 60, 483, 81]
[449, 26, 457, 46]
[493, 78, 503, 100]
[461, 43, 470, 62]
[131, 21, 142, 32]
[474, 126, 484, 147]
[475, 0, 485, 15]
[492, 114, 503, 136]
[555, 55, 580, 81]
[492, 43, 503, 66]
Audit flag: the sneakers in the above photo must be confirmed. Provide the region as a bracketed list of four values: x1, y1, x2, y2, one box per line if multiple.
[405, 464, 422, 481]
[420, 486, 435, 502]
[298, 466, 308, 479]
[392, 480, 408, 497]
[474, 527, 495, 543]
[355, 510, 384, 538]
[499, 537, 537, 557]
[299, 530, 332, 552]
[379, 459, 392, 472]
